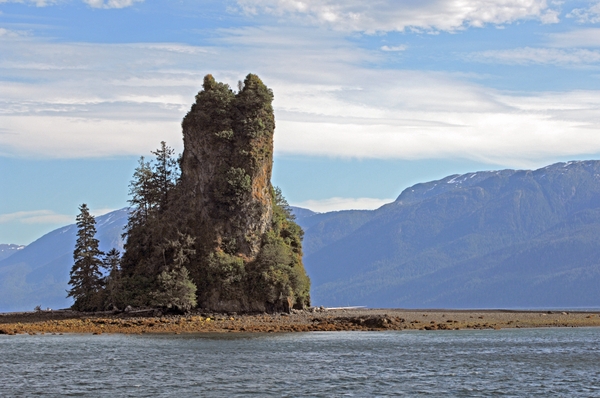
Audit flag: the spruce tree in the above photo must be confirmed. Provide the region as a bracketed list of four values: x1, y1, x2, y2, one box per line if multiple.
[151, 141, 178, 211]
[127, 156, 157, 224]
[120, 142, 182, 306]
[151, 266, 197, 312]
[102, 248, 122, 310]
[151, 234, 197, 312]
[68, 204, 104, 311]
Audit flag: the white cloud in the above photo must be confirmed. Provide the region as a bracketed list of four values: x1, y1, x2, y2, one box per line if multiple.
[2, 27, 600, 167]
[293, 197, 393, 212]
[381, 45, 407, 52]
[0, 0, 142, 7]
[0, 210, 73, 225]
[471, 47, 600, 65]
[0, 28, 29, 38]
[83, 0, 143, 9]
[547, 28, 600, 48]
[235, 0, 559, 32]
[0, 39, 210, 158]
[0, 115, 182, 158]
[0, 0, 61, 6]
[567, 2, 600, 24]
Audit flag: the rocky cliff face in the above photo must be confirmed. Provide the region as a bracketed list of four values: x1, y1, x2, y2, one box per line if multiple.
[118, 74, 309, 313]
[180, 74, 274, 259]
[175, 74, 310, 312]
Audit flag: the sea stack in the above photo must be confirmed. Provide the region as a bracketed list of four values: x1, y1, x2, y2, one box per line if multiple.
[180, 74, 275, 259]
[176, 74, 310, 312]
[83, 74, 310, 313]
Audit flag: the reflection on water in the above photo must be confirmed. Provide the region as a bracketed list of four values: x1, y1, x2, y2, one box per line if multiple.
[1, 328, 600, 396]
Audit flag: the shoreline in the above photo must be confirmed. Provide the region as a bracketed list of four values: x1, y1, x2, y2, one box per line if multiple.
[2, 308, 600, 335]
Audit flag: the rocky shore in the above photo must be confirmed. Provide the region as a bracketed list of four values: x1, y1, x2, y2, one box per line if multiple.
[1, 308, 599, 335]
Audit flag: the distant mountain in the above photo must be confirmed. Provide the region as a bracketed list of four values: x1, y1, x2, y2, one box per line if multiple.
[3, 161, 600, 311]
[0, 209, 129, 312]
[289, 206, 317, 221]
[0, 244, 26, 262]
[302, 160, 600, 308]
[295, 209, 374, 256]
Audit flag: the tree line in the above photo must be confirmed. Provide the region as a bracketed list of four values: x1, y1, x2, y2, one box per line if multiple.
[67, 143, 197, 312]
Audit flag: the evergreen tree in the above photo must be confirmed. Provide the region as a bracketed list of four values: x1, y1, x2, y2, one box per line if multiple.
[151, 266, 197, 312]
[68, 204, 104, 311]
[273, 186, 295, 220]
[151, 233, 198, 312]
[102, 248, 122, 310]
[151, 141, 178, 211]
[103, 248, 121, 274]
[125, 143, 179, 233]
[127, 156, 157, 224]
[120, 142, 182, 307]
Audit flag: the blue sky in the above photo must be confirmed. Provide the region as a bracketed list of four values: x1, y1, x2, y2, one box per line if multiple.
[2, 0, 600, 244]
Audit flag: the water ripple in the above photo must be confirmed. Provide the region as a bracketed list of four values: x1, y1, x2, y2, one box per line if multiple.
[1, 328, 599, 396]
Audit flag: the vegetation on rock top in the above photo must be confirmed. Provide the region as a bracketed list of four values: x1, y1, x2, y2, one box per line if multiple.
[67, 74, 310, 313]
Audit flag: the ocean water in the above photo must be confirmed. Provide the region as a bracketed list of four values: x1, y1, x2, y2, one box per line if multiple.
[1, 328, 599, 397]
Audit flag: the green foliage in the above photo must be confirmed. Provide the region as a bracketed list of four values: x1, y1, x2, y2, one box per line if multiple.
[203, 251, 245, 296]
[186, 74, 235, 136]
[120, 142, 181, 307]
[127, 142, 179, 225]
[102, 248, 123, 310]
[127, 157, 156, 223]
[68, 204, 105, 311]
[271, 187, 303, 254]
[225, 167, 252, 205]
[151, 266, 197, 312]
[213, 166, 253, 209]
[116, 74, 310, 312]
[151, 141, 179, 211]
[246, 187, 311, 309]
[163, 233, 196, 269]
[234, 74, 275, 140]
[273, 186, 294, 219]
[114, 273, 154, 308]
[215, 129, 234, 140]
[251, 233, 310, 308]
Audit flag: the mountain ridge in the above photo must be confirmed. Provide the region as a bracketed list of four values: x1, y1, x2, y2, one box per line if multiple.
[0, 244, 26, 262]
[3, 160, 600, 311]
[302, 160, 600, 307]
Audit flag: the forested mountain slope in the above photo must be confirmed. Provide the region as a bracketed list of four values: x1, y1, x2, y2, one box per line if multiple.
[301, 161, 600, 308]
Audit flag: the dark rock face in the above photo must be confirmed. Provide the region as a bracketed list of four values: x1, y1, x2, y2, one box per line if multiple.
[180, 74, 275, 259]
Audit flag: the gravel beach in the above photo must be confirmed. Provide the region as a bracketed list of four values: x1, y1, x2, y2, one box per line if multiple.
[1, 308, 600, 335]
